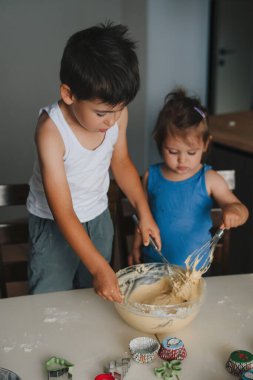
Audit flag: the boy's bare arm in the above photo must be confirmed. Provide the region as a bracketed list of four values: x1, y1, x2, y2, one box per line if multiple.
[206, 170, 249, 229]
[128, 170, 150, 265]
[35, 116, 122, 303]
[111, 109, 161, 249]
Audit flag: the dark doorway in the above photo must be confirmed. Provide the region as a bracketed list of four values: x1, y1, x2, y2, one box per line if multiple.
[208, 0, 253, 115]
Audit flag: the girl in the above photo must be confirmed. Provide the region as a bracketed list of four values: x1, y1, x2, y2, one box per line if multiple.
[128, 89, 248, 268]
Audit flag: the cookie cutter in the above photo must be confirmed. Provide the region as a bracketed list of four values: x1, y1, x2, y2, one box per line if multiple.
[0, 367, 22, 380]
[104, 358, 131, 379]
[46, 357, 74, 379]
[154, 360, 182, 380]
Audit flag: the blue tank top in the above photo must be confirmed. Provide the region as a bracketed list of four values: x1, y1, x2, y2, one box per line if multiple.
[143, 163, 213, 268]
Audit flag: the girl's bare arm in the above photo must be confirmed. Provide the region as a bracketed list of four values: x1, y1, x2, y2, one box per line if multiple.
[206, 170, 249, 229]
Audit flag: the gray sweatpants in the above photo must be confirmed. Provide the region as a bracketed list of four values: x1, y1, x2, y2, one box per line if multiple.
[28, 208, 113, 294]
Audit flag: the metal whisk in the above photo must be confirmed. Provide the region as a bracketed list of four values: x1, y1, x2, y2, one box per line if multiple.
[186, 229, 225, 275]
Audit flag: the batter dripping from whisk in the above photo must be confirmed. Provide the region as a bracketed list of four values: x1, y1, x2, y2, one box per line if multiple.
[127, 232, 225, 307]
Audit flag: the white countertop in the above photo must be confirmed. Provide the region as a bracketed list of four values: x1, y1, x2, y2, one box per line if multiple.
[0, 274, 253, 379]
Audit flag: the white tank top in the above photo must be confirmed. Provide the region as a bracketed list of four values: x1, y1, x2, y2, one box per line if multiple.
[27, 102, 119, 222]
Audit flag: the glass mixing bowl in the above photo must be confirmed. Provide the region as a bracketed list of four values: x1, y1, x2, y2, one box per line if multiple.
[114, 263, 206, 334]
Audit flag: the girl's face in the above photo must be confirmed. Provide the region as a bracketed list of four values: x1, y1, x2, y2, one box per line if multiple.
[161, 130, 208, 179]
[70, 98, 124, 133]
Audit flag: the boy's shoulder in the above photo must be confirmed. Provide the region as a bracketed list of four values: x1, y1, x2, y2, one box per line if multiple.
[35, 109, 61, 145]
[37, 110, 50, 126]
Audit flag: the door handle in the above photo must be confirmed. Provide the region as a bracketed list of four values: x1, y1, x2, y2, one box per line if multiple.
[218, 48, 236, 56]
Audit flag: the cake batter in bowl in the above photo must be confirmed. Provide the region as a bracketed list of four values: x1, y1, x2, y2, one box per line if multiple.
[114, 263, 205, 334]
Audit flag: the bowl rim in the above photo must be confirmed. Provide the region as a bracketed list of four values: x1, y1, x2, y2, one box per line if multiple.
[116, 263, 206, 311]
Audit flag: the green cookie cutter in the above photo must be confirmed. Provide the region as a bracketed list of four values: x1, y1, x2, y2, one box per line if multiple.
[154, 360, 182, 380]
[46, 357, 74, 379]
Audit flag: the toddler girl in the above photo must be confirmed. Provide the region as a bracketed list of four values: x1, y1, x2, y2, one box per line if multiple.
[128, 89, 248, 268]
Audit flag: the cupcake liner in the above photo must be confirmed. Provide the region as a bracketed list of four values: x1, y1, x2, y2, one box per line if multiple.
[226, 350, 253, 376]
[158, 337, 187, 361]
[129, 336, 160, 364]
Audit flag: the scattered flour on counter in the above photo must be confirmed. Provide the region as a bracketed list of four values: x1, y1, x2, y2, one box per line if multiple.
[3, 346, 14, 352]
[43, 307, 81, 324]
[217, 296, 229, 304]
[20, 344, 33, 353]
[1, 332, 43, 353]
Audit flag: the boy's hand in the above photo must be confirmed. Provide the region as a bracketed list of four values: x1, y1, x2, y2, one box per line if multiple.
[138, 214, 161, 250]
[221, 204, 246, 229]
[93, 264, 123, 303]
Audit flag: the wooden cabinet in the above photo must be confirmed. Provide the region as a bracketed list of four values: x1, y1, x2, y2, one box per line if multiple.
[208, 112, 253, 274]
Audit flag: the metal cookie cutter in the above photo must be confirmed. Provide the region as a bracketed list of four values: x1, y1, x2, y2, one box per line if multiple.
[104, 358, 131, 379]
[0, 368, 22, 380]
[46, 357, 74, 379]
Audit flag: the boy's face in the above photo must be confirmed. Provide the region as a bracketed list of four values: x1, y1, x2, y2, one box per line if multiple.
[70, 98, 124, 133]
[162, 131, 208, 177]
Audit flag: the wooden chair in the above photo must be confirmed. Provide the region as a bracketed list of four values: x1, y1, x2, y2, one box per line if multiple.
[0, 180, 125, 296]
[110, 171, 235, 276]
[0, 184, 29, 298]
[0, 181, 121, 297]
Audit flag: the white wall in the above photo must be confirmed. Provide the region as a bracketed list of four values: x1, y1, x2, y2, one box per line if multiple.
[0, 0, 210, 184]
[0, 0, 122, 183]
[121, 0, 149, 173]
[146, 0, 210, 166]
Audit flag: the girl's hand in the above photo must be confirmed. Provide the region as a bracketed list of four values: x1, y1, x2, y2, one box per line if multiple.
[128, 246, 142, 266]
[221, 203, 247, 229]
[93, 264, 123, 303]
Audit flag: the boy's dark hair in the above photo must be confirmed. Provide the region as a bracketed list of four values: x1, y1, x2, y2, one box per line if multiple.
[60, 21, 140, 105]
[153, 88, 210, 156]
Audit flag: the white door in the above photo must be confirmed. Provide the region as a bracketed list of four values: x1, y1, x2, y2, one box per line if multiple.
[210, 0, 253, 114]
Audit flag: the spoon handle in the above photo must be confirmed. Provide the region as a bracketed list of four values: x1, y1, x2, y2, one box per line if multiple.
[132, 214, 169, 265]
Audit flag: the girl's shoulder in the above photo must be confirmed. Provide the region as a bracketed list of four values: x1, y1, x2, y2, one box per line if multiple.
[205, 168, 228, 194]
[143, 163, 162, 190]
[148, 162, 162, 174]
[205, 168, 223, 181]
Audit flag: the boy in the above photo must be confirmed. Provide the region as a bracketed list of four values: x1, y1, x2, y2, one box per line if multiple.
[27, 22, 160, 302]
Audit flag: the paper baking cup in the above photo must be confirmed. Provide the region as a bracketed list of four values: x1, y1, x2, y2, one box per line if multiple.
[226, 350, 253, 376]
[158, 337, 187, 361]
[241, 369, 253, 379]
[129, 336, 160, 364]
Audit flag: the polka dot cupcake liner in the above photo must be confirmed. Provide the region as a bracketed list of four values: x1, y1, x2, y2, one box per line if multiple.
[129, 336, 160, 364]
